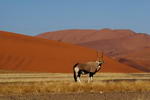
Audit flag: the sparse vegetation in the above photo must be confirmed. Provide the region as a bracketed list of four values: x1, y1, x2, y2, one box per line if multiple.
[0, 81, 150, 95]
[0, 73, 149, 96]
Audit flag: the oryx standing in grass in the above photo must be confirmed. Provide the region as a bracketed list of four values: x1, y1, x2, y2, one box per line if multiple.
[73, 52, 104, 82]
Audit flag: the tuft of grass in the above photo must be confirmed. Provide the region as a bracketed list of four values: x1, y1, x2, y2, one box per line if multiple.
[0, 80, 149, 95]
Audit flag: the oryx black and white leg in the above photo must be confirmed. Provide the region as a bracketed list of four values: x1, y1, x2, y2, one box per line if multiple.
[74, 66, 81, 82]
[77, 73, 81, 83]
[88, 72, 94, 83]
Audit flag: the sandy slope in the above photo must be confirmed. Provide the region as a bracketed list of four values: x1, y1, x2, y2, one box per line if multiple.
[0, 31, 141, 73]
[37, 29, 150, 72]
[118, 48, 150, 72]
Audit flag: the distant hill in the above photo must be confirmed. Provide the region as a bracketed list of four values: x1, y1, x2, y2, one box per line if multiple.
[37, 29, 135, 44]
[0, 31, 141, 73]
[37, 29, 150, 72]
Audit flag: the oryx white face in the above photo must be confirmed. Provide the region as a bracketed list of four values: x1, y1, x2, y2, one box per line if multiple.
[96, 60, 104, 71]
[96, 60, 104, 65]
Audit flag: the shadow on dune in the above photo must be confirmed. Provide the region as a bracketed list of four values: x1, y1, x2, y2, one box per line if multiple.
[118, 58, 150, 72]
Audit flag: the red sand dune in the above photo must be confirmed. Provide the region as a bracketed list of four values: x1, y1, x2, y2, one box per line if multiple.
[118, 48, 150, 72]
[0, 31, 141, 73]
[80, 33, 150, 57]
[37, 29, 150, 72]
[79, 32, 150, 72]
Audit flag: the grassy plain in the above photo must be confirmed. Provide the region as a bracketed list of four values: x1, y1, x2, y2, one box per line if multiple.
[0, 72, 149, 96]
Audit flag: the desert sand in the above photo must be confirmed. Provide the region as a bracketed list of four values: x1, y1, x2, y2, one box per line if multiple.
[37, 29, 150, 72]
[0, 31, 141, 73]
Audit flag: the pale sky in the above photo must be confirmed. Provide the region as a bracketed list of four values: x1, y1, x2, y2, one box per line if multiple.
[0, 0, 150, 35]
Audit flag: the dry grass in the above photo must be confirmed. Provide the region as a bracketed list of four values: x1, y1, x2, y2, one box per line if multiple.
[0, 73, 149, 83]
[0, 73, 149, 96]
[0, 80, 149, 95]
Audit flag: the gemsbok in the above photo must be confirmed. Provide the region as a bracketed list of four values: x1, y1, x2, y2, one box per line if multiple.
[73, 52, 104, 82]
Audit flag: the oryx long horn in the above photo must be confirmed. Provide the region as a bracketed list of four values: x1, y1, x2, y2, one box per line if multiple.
[101, 52, 103, 59]
[96, 51, 100, 61]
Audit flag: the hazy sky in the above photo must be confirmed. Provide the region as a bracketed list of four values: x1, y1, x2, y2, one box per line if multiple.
[0, 0, 150, 35]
